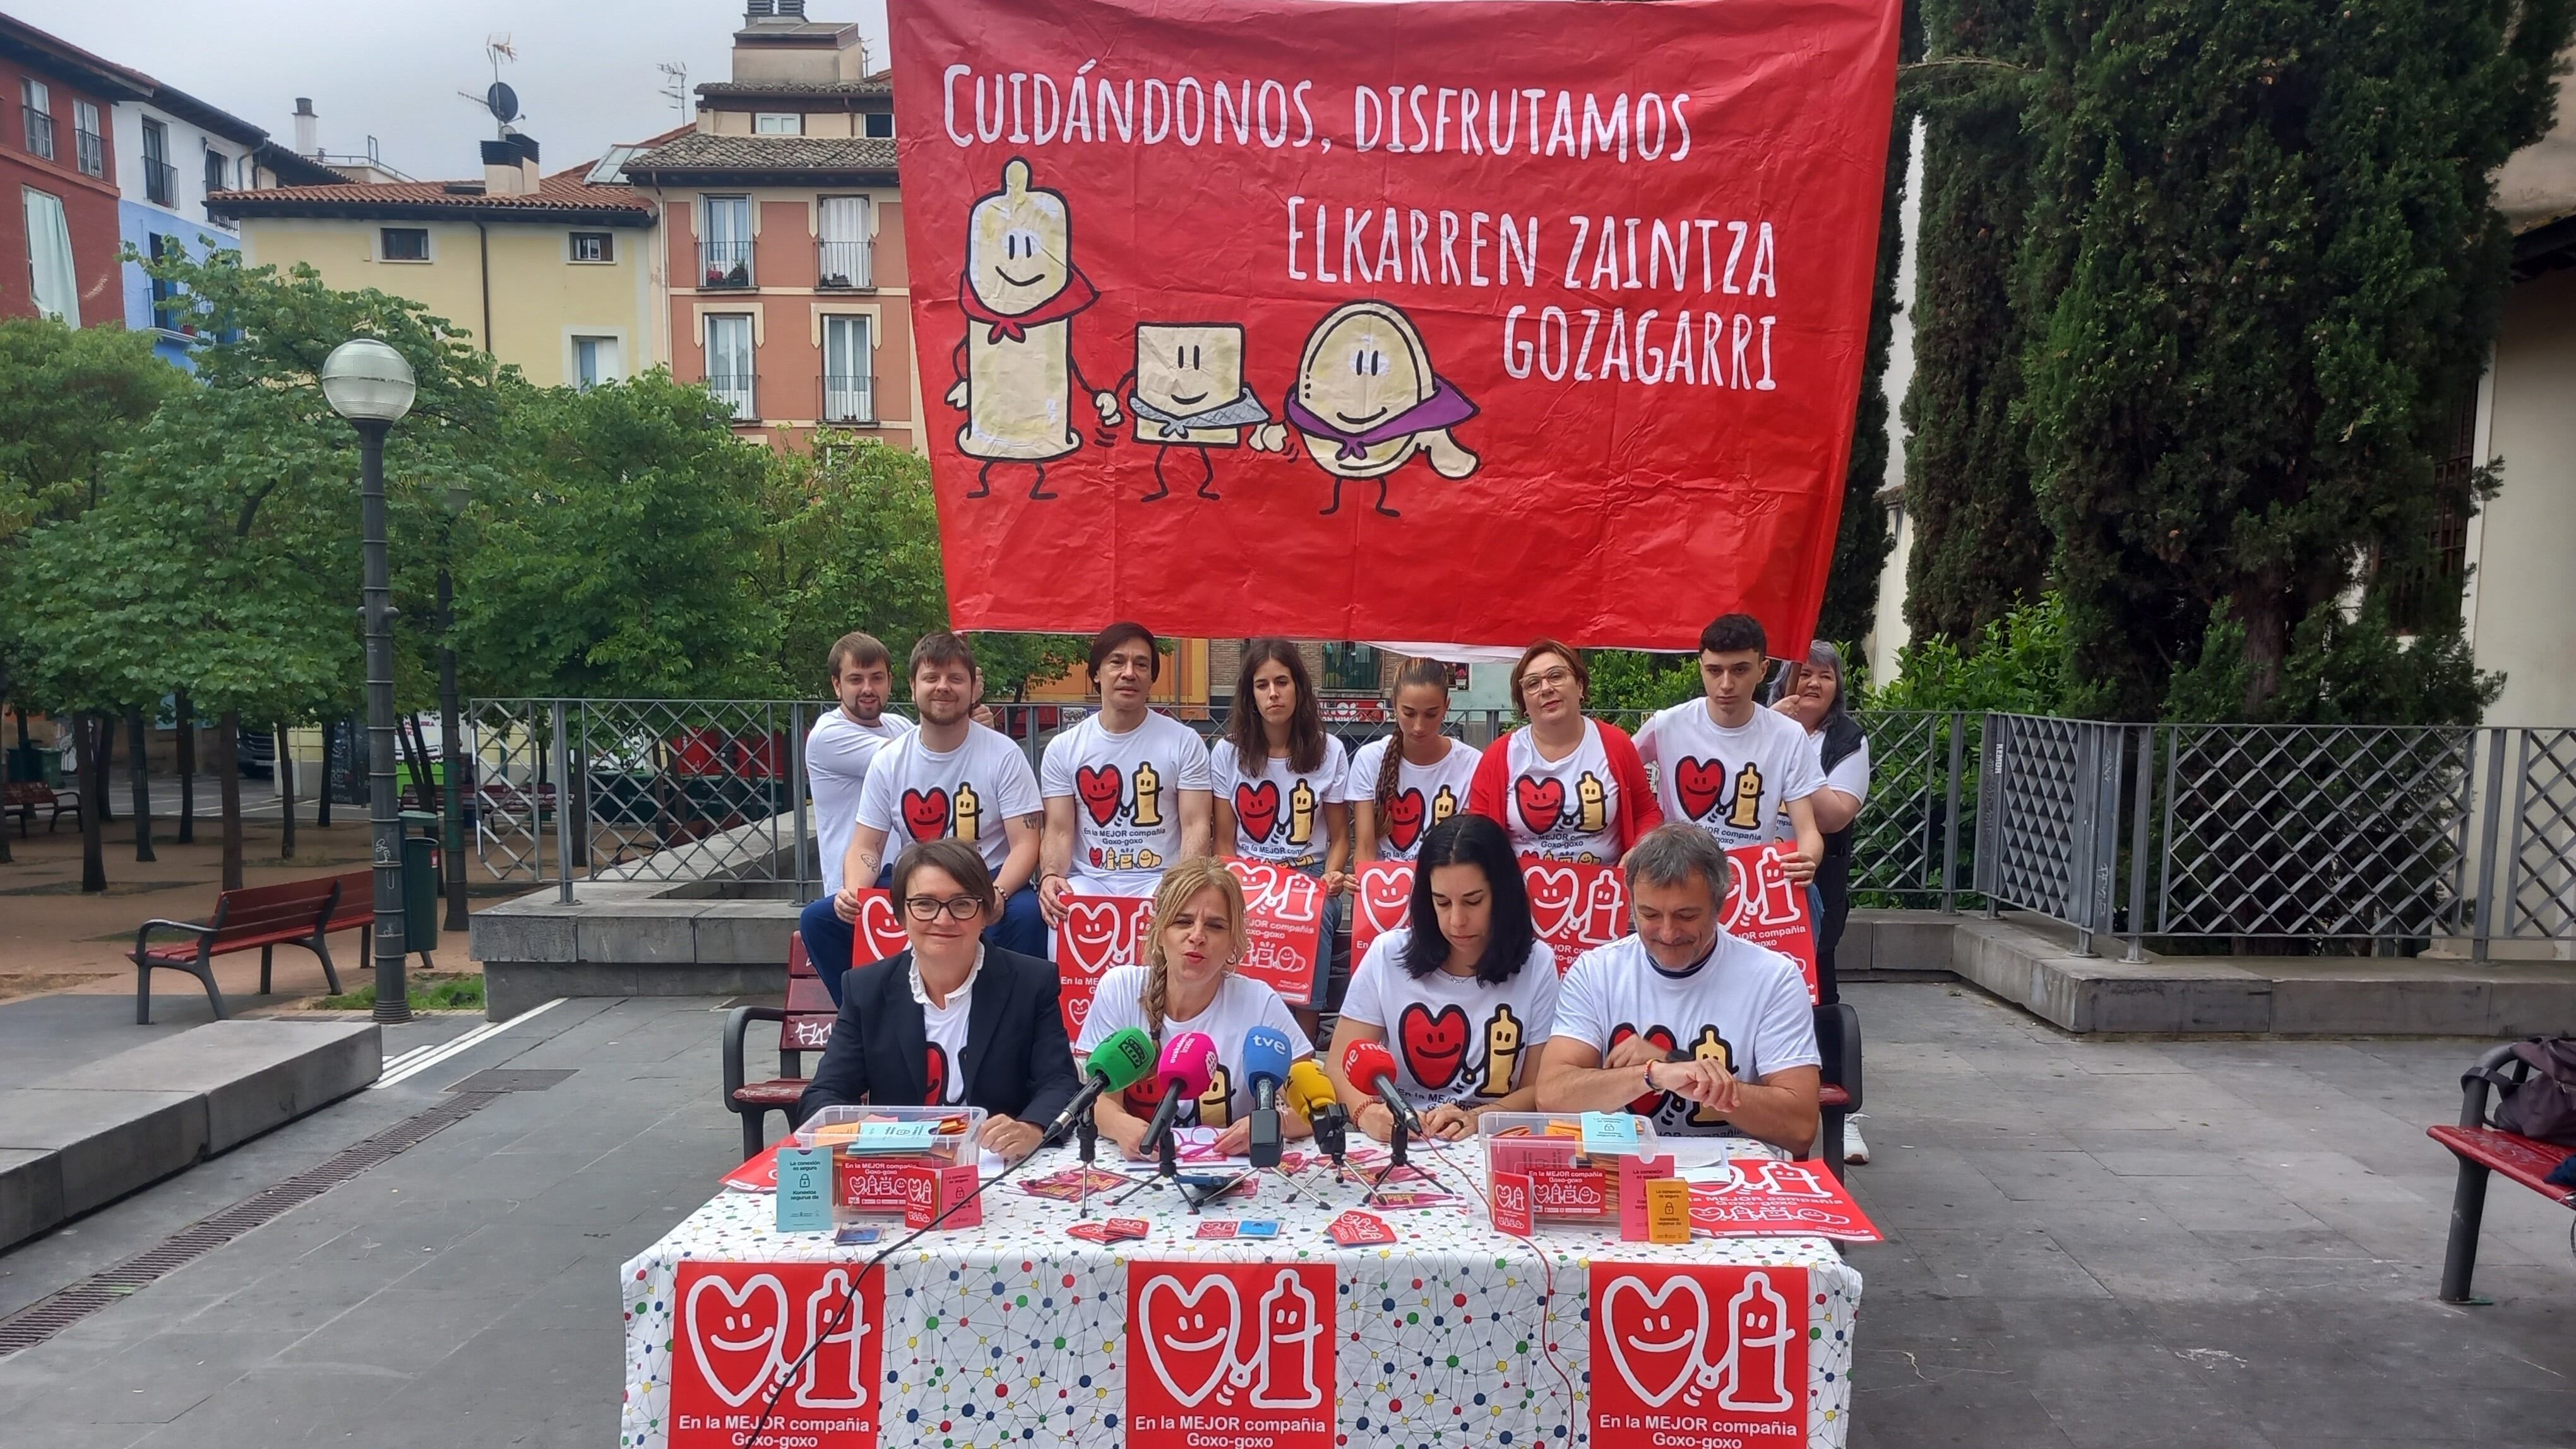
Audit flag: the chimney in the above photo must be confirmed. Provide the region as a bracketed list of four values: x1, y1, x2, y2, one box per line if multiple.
[480, 134, 542, 196]
[293, 97, 318, 157]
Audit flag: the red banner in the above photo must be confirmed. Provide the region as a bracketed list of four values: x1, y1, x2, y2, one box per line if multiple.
[671, 1261, 885, 1448]
[1223, 859, 1327, 1003]
[1522, 857, 1629, 970]
[1587, 1263, 1808, 1445]
[1720, 843, 1818, 1003]
[1127, 1261, 1336, 1447]
[1688, 1157, 1882, 1243]
[1351, 861, 1414, 958]
[1055, 893, 1155, 1037]
[890, 0, 1903, 649]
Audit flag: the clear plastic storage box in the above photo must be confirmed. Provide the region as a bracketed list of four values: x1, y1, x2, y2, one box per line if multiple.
[794, 1105, 986, 1219]
[1478, 1111, 1665, 1222]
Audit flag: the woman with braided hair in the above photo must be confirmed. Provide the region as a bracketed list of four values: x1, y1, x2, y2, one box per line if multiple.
[1349, 658, 1482, 864]
[1075, 858, 1315, 1160]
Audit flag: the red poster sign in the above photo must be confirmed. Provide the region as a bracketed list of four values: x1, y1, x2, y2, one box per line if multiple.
[1688, 1157, 1883, 1243]
[1351, 861, 1414, 958]
[671, 1261, 886, 1449]
[1719, 843, 1818, 1003]
[1587, 1263, 1808, 1445]
[848, 889, 912, 967]
[1223, 859, 1327, 1002]
[1055, 893, 1155, 1037]
[1126, 1261, 1336, 1447]
[890, 0, 1903, 649]
[1521, 857, 1628, 970]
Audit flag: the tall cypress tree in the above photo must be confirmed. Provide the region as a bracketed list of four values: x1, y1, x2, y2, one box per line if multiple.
[2018, 0, 2568, 719]
[1900, 0, 2049, 647]
[1818, 1, 1926, 648]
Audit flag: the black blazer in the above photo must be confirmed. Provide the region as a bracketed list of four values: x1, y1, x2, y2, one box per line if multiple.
[795, 946, 1082, 1130]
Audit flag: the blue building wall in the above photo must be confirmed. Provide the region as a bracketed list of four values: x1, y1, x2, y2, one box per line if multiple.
[116, 200, 237, 371]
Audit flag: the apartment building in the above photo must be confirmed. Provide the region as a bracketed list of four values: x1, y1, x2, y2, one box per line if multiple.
[621, 0, 918, 450]
[0, 16, 135, 326]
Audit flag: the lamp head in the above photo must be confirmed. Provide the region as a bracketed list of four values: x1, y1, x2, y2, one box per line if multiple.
[320, 337, 417, 424]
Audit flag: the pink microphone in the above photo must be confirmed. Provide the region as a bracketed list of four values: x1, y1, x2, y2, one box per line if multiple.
[1140, 1032, 1217, 1156]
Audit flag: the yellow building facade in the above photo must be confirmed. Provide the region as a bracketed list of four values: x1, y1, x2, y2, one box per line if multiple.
[210, 136, 663, 389]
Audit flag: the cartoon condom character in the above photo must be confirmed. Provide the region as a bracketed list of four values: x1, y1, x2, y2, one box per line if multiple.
[1253, 300, 1479, 516]
[947, 158, 1120, 500]
[1116, 323, 1275, 503]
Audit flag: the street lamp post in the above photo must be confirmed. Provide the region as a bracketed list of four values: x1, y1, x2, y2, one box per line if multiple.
[440, 483, 470, 936]
[320, 338, 418, 1026]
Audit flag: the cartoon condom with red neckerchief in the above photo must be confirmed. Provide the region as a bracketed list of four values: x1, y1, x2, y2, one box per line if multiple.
[1251, 301, 1479, 517]
[946, 157, 1121, 501]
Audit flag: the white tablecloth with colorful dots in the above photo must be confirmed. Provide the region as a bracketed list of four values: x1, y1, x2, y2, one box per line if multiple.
[619, 1141, 1861, 1448]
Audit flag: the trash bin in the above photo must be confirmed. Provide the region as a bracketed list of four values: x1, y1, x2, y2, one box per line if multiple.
[398, 810, 440, 955]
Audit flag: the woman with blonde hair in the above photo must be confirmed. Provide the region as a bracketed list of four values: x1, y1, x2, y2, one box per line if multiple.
[1075, 858, 1316, 1159]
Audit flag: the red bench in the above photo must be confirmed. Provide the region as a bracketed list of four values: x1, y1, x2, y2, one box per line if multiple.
[721, 933, 840, 1158]
[2430, 1042, 2576, 1303]
[130, 870, 373, 1023]
[4, 780, 79, 835]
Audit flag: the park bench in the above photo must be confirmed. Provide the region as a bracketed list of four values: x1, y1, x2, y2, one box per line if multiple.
[130, 870, 370, 1023]
[4, 780, 79, 836]
[721, 932, 839, 1158]
[2430, 1041, 2575, 1303]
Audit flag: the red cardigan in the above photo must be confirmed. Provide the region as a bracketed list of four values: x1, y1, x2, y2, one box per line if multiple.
[1467, 718, 1664, 858]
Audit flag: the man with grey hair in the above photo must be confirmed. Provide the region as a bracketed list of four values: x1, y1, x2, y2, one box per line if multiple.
[1537, 824, 1821, 1150]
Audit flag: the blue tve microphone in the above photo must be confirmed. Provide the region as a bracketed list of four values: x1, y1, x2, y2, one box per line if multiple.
[1241, 1027, 1296, 1169]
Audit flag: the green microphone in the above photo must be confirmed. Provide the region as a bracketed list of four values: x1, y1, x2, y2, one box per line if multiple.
[1041, 1025, 1156, 1147]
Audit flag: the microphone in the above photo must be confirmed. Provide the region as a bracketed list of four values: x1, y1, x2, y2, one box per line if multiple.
[1284, 1058, 1347, 1164]
[1138, 1032, 1217, 1162]
[1342, 1039, 1427, 1140]
[1040, 1026, 1156, 1148]
[1239, 1027, 1294, 1169]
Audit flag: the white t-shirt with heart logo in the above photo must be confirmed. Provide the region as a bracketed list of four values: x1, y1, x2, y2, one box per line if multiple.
[1499, 721, 1623, 863]
[1635, 700, 1822, 850]
[1338, 926, 1559, 1111]
[1075, 965, 1315, 1126]
[1210, 737, 1351, 871]
[1553, 932, 1822, 1137]
[854, 722, 1042, 878]
[1039, 710, 1215, 897]
[1344, 737, 1483, 862]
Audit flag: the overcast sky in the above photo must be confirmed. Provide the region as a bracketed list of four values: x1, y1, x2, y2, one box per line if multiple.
[11, 0, 892, 177]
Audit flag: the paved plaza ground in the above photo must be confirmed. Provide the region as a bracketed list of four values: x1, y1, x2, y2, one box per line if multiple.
[0, 982, 2568, 1447]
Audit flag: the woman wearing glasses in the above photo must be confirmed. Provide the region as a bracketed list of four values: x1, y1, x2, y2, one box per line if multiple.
[1467, 639, 1662, 862]
[796, 838, 1082, 1164]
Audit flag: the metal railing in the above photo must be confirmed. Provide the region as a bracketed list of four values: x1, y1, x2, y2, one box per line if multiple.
[699, 240, 754, 289]
[22, 106, 52, 161]
[74, 125, 101, 177]
[462, 698, 2576, 953]
[707, 374, 756, 420]
[145, 158, 177, 208]
[822, 374, 874, 424]
[817, 239, 871, 289]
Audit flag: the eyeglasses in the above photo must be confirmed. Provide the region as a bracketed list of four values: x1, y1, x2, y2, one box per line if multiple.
[903, 895, 984, 922]
[1519, 667, 1575, 691]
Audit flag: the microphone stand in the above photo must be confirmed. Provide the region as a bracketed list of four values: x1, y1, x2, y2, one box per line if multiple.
[1363, 1098, 1450, 1207]
[1075, 1112, 1100, 1219]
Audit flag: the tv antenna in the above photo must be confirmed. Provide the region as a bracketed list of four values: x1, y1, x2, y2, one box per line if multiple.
[457, 34, 521, 137]
[657, 63, 689, 118]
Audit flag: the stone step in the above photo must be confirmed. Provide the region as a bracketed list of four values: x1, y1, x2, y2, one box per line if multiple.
[0, 1019, 380, 1252]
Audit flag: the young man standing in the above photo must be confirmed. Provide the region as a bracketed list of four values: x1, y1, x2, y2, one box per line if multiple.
[1038, 623, 1214, 922]
[800, 634, 915, 996]
[1537, 825, 1820, 1150]
[838, 633, 1047, 963]
[1635, 614, 1825, 883]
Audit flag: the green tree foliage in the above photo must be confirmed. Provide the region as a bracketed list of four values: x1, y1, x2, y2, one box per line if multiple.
[1818, 0, 1927, 646]
[1866, 592, 2071, 713]
[2018, 0, 2567, 720]
[761, 436, 1084, 701]
[456, 371, 784, 699]
[1899, 0, 2050, 647]
[1583, 650, 1702, 716]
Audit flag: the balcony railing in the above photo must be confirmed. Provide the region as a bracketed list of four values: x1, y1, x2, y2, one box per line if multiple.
[823, 374, 875, 424]
[74, 128, 102, 177]
[699, 241, 754, 289]
[707, 374, 756, 420]
[145, 158, 177, 209]
[816, 240, 872, 289]
[22, 107, 53, 161]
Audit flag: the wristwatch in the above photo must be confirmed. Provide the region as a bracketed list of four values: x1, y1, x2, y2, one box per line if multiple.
[1642, 1061, 1659, 1095]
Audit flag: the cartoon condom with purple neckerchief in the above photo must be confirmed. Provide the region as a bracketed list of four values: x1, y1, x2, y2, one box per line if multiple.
[1251, 301, 1479, 517]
